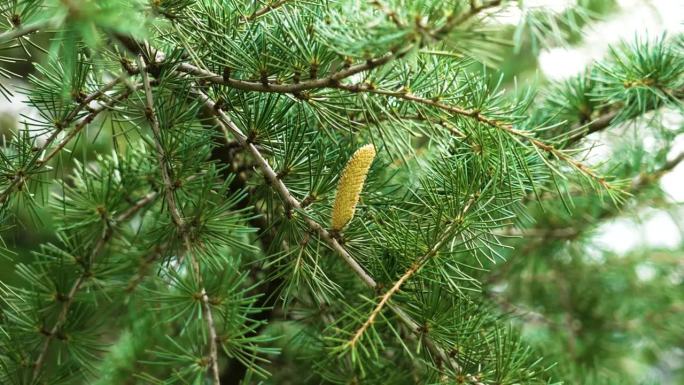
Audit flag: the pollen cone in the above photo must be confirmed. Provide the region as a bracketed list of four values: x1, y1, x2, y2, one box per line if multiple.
[331, 144, 376, 230]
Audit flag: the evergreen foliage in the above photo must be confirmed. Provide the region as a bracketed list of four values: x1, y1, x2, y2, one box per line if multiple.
[0, 1, 682, 384]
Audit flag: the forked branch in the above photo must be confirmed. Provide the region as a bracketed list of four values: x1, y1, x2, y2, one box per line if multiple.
[336, 83, 618, 191]
[175, 0, 501, 93]
[347, 197, 475, 349]
[0, 76, 134, 205]
[138, 56, 221, 385]
[31, 190, 157, 380]
[195, 89, 461, 372]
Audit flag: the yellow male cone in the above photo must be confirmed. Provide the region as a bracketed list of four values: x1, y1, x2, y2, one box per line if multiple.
[331, 144, 376, 231]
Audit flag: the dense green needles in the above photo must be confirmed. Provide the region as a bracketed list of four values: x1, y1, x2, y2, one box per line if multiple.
[0, 1, 682, 385]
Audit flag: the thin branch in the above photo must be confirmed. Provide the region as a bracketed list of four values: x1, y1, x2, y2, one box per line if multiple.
[196, 90, 461, 372]
[188, 258, 221, 384]
[138, 56, 183, 228]
[632, 151, 684, 190]
[488, 151, 684, 287]
[498, 226, 579, 239]
[181, 59, 615, 192]
[137, 56, 221, 385]
[122, 172, 203, 294]
[432, 0, 502, 37]
[488, 291, 558, 328]
[348, 106, 468, 138]
[195, 90, 375, 286]
[38, 74, 135, 161]
[179, 66, 682, 198]
[0, 78, 133, 205]
[244, 0, 291, 21]
[31, 191, 157, 380]
[369, 0, 406, 28]
[176, 52, 404, 93]
[347, 198, 475, 349]
[561, 86, 684, 148]
[175, 0, 500, 94]
[337, 83, 617, 191]
[563, 110, 618, 147]
[0, 20, 49, 44]
[37, 86, 136, 166]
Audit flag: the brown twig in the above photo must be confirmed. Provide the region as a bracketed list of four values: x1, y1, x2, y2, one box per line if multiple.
[347, 197, 475, 350]
[432, 0, 502, 37]
[337, 83, 616, 190]
[124, 244, 166, 293]
[244, 0, 291, 21]
[179, 65, 615, 191]
[195, 89, 461, 373]
[488, 150, 684, 288]
[122, 172, 203, 294]
[137, 56, 221, 385]
[37, 87, 136, 166]
[0, 20, 49, 44]
[0, 76, 133, 205]
[195, 90, 376, 286]
[369, 0, 406, 28]
[175, 0, 500, 93]
[563, 110, 619, 147]
[31, 190, 157, 380]
[632, 152, 684, 190]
